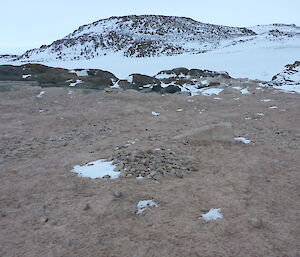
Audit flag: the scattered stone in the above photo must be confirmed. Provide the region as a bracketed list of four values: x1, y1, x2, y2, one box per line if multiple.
[111, 148, 197, 179]
[175, 171, 184, 178]
[248, 217, 263, 229]
[84, 204, 91, 211]
[113, 191, 123, 198]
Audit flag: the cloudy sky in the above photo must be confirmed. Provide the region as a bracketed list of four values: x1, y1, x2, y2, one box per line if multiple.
[1, 0, 299, 54]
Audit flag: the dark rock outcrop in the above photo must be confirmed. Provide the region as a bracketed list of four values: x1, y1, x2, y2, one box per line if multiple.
[0, 64, 118, 89]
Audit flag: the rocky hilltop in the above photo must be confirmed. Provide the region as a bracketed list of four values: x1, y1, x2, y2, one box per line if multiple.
[14, 15, 259, 61]
[272, 61, 300, 85]
[12, 16, 300, 63]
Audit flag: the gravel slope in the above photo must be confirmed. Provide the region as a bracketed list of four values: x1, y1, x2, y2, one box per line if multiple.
[0, 83, 299, 257]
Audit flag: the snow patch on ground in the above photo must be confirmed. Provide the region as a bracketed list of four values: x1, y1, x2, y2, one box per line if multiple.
[155, 73, 176, 79]
[126, 75, 133, 83]
[75, 70, 88, 76]
[201, 208, 223, 221]
[273, 84, 300, 93]
[111, 81, 120, 88]
[152, 111, 160, 116]
[200, 88, 224, 96]
[240, 88, 250, 94]
[22, 74, 31, 79]
[69, 79, 83, 87]
[36, 91, 45, 98]
[235, 137, 252, 144]
[72, 160, 120, 179]
[136, 200, 159, 214]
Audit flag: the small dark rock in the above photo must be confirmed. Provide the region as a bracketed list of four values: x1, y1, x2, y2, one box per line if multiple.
[248, 218, 263, 229]
[113, 191, 123, 198]
[84, 204, 91, 211]
[175, 171, 184, 178]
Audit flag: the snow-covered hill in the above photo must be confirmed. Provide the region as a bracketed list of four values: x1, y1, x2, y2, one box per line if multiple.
[14, 15, 257, 61]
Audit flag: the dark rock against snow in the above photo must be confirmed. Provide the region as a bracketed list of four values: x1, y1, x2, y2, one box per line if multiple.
[0, 64, 118, 89]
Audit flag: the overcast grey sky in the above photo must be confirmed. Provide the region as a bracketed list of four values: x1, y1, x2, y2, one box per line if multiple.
[1, 0, 299, 54]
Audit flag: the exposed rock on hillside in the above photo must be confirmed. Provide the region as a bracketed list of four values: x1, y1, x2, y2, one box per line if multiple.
[14, 15, 258, 61]
[272, 61, 300, 85]
[0, 64, 117, 89]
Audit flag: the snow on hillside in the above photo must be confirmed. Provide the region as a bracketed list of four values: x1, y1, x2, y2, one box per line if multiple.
[271, 61, 300, 93]
[2, 38, 299, 82]
[9, 15, 257, 61]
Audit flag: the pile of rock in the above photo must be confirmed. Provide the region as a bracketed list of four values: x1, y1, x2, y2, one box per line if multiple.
[0, 64, 235, 95]
[272, 61, 300, 85]
[0, 64, 117, 89]
[116, 67, 232, 95]
[108, 148, 198, 179]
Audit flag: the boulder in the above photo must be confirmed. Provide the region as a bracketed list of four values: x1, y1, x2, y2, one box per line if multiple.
[0, 64, 118, 89]
[118, 80, 141, 90]
[130, 74, 161, 86]
[172, 67, 190, 76]
[173, 122, 234, 143]
[188, 69, 231, 79]
[163, 85, 181, 94]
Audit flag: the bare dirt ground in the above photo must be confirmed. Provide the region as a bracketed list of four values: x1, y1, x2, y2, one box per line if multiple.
[0, 83, 299, 257]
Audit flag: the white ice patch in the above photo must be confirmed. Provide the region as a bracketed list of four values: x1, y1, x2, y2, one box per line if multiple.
[177, 109, 183, 112]
[72, 160, 120, 179]
[261, 99, 272, 102]
[273, 84, 300, 94]
[152, 111, 160, 116]
[201, 80, 209, 86]
[235, 137, 251, 144]
[69, 79, 83, 87]
[201, 208, 223, 221]
[256, 113, 264, 116]
[240, 88, 250, 94]
[124, 140, 136, 147]
[36, 91, 45, 98]
[136, 200, 159, 214]
[111, 81, 120, 88]
[126, 75, 133, 83]
[22, 74, 31, 79]
[232, 86, 242, 90]
[75, 70, 88, 76]
[269, 106, 278, 109]
[155, 73, 176, 79]
[136, 175, 144, 180]
[213, 97, 222, 100]
[201, 88, 224, 96]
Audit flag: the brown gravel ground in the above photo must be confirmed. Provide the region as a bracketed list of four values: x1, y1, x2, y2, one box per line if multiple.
[0, 83, 299, 257]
